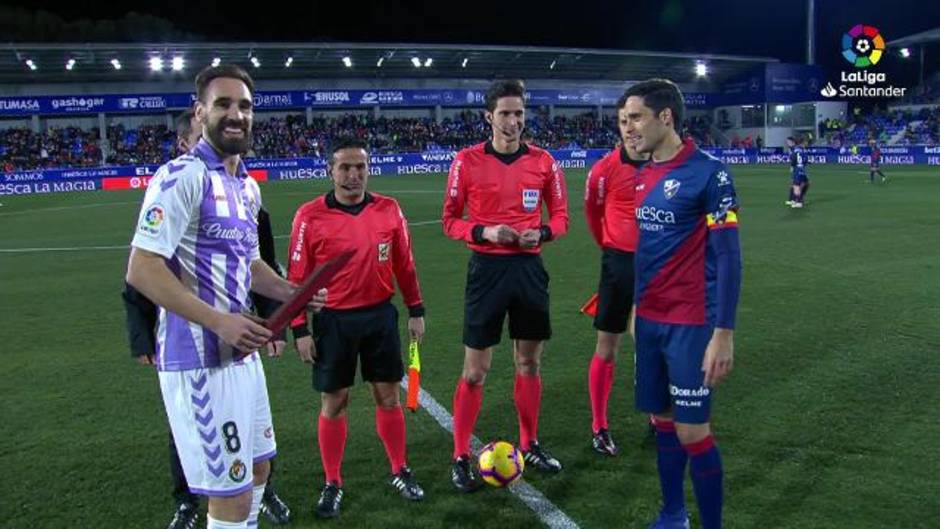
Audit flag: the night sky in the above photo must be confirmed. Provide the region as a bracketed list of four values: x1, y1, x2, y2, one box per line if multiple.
[6, 0, 940, 81]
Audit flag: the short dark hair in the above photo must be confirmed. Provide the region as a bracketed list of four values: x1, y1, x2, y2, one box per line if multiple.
[621, 79, 685, 134]
[485, 80, 526, 112]
[175, 109, 195, 139]
[329, 137, 369, 162]
[195, 64, 254, 102]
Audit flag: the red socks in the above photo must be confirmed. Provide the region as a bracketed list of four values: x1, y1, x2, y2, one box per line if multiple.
[376, 405, 407, 474]
[318, 414, 347, 486]
[321, 406, 408, 482]
[453, 373, 543, 455]
[514, 373, 542, 451]
[452, 378, 483, 459]
[588, 355, 616, 433]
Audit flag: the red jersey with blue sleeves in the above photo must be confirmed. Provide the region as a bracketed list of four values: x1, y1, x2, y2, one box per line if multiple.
[634, 139, 742, 328]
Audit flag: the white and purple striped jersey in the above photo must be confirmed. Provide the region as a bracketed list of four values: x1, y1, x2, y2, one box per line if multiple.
[131, 140, 263, 371]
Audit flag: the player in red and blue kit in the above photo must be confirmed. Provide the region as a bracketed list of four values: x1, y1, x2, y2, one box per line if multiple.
[623, 79, 742, 529]
[869, 140, 887, 183]
[785, 137, 809, 209]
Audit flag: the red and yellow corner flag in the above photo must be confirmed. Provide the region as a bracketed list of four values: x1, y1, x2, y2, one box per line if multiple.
[580, 293, 599, 317]
[406, 339, 421, 412]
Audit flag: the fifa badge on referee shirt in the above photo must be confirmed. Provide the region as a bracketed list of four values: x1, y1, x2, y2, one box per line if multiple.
[378, 242, 390, 262]
[522, 189, 540, 212]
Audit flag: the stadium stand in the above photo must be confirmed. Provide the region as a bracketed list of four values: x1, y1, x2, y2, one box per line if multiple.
[0, 112, 721, 171]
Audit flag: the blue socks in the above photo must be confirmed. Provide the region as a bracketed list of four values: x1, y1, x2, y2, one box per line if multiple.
[653, 418, 688, 516]
[684, 435, 723, 529]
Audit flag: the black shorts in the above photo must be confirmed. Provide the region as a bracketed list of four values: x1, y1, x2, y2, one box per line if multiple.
[312, 301, 403, 393]
[463, 252, 551, 349]
[594, 248, 636, 334]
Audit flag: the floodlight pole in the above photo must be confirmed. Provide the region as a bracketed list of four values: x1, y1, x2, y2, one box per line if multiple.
[920, 47, 926, 88]
[807, 0, 816, 65]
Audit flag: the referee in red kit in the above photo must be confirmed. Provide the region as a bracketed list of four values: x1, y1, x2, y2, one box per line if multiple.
[442, 79, 569, 492]
[288, 138, 426, 519]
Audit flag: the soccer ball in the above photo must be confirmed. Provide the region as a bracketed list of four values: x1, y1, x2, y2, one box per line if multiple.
[478, 441, 524, 487]
[855, 38, 871, 54]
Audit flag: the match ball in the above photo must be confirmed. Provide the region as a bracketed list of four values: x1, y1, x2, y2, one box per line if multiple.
[478, 441, 524, 487]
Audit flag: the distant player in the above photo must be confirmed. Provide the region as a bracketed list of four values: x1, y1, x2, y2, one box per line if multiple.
[624, 79, 742, 529]
[785, 137, 809, 209]
[583, 97, 649, 456]
[869, 141, 887, 183]
[126, 64, 325, 529]
[442, 79, 569, 492]
[289, 138, 427, 518]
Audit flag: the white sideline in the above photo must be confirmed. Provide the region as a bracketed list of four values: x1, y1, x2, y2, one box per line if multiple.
[401, 377, 580, 529]
[0, 244, 130, 253]
[0, 220, 442, 253]
[0, 200, 141, 217]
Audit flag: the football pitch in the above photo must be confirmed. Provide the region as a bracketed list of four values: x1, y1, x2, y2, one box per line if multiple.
[1, 164, 938, 528]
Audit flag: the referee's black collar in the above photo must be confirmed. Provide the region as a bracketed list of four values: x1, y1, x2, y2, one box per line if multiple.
[485, 141, 530, 165]
[619, 145, 647, 168]
[326, 190, 374, 215]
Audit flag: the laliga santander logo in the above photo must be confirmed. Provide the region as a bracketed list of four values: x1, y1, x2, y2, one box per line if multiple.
[821, 24, 905, 99]
[144, 205, 164, 227]
[841, 24, 885, 68]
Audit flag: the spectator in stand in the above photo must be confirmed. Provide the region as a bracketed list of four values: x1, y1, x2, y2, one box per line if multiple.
[4, 106, 939, 173]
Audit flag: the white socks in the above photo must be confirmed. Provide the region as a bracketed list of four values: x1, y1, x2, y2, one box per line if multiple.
[205, 484, 263, 529]
[247, 485, 265, 527]
[206, 514, 247, 528]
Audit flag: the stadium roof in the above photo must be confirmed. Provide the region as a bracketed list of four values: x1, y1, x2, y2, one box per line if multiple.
[1, 42, 778, 86]
[887, 27, 940, 48]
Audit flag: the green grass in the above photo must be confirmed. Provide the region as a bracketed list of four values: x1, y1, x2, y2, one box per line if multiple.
[1, 164, 938, 528]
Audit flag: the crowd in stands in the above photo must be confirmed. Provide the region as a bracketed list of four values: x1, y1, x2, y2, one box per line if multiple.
[818, 106, 940, 147]
[2, 106, 937, 171]
[106, 123, 175, 165]
[896, 107, 940, 145]
[249, 112, 493, 158]
[0, 126, 102, 172]
[0, 111, 628, 171]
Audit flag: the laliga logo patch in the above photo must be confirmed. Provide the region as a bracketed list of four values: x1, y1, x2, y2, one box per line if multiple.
[229, 459, 247, 483]
[716, 171, 731, 187]
[663, 179, 681, 200]
[842, 24, 885, 68]
[377, 242, 390, 262]
[522, 189, 540, 212]
[139, 205, 165, 235]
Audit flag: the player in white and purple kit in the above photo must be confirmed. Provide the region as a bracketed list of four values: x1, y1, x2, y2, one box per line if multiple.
[126, 64, 325, 529]
[623, 79, 742, 529]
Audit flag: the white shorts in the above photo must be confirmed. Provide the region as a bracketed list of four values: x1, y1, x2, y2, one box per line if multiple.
[159, 355, 276, 497]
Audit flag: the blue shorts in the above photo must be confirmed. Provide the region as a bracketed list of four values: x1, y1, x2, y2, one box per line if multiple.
[634, 316, 714, 424]
[791, 170, 808, 184]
